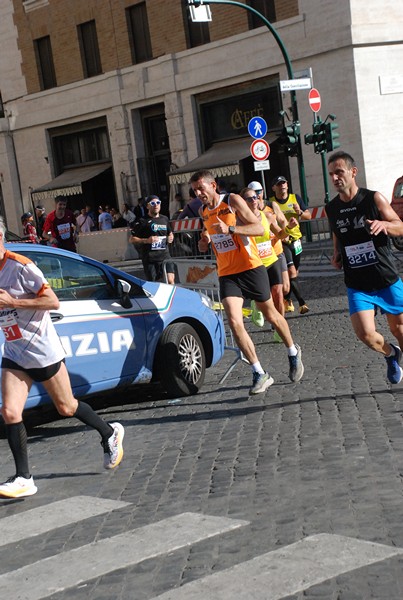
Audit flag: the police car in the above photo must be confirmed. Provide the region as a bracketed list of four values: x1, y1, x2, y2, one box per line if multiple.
[2, 244, 225, 409]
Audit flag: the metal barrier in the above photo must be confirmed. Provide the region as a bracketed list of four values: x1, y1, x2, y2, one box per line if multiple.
[170, 218, 204, 259]
[300, 206, 332, 264]
[170, 210, 333, 264]
[163, 257, 248, 383]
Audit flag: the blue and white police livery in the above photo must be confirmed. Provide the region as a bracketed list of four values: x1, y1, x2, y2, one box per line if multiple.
[0, 244, 225, 409]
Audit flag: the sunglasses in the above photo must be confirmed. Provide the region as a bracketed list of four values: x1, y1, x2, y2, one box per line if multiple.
[149, 200, 161, 206]
[245, 194, 258, 202]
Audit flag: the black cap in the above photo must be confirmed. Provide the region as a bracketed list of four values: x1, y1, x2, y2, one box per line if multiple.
[35, 205, 45, 211]
[21, 212, 32, 221]
[271, 175, 287, 186]
[146, 195, 160, 203]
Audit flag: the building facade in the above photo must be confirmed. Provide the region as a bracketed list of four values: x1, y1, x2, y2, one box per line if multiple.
[0, 0, 402, 234]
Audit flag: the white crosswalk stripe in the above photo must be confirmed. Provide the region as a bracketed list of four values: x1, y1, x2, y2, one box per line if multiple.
[150, 533, 403, 600]
[0, 495, 130, 548]
[0, 508, 248, 600]
[1, 497, 402, 599]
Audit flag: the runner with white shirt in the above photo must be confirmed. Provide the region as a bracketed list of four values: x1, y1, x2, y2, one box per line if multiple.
[0, 217, 124, 498]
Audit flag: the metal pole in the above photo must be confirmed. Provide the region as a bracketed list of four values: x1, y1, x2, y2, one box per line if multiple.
[189, 0, 309, 205]
[321, 153, 330, 204]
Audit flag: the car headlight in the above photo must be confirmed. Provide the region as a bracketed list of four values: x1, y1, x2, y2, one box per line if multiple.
[198, 292, 213, 309]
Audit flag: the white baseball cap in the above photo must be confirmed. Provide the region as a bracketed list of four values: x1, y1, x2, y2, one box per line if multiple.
[247, 181, 263, 192]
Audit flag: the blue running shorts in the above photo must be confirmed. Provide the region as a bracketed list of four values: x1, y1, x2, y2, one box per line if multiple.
[347, 279, 403, 316]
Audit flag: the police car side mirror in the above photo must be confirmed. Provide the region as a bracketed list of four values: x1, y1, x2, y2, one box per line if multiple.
[116, 279, 133, 309]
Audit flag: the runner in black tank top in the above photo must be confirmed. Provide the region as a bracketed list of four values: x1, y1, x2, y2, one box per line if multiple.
[327, 150, 403, 385]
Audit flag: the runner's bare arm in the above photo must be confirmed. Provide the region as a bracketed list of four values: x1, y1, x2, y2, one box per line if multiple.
[0, 285, 60, 310]
[215, 193, 264, 236]
[367, 192, 403, 237]
[330, 232, 342, 270]
[271, 202, 288, 228]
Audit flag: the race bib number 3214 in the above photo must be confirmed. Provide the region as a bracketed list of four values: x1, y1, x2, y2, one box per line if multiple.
[345, 241, 378, 268]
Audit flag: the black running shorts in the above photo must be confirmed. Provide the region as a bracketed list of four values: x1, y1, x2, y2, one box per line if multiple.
[1, 358, 64, 382]
[266, 259, 283, 287]
[219, 265, 270, 302]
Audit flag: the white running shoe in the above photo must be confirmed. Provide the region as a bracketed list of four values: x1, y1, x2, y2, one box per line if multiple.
[288, 344, 304, 382]
[103, 422, 125, 469]
[0, 475, 37, 498]
[249, 372, 274, 395]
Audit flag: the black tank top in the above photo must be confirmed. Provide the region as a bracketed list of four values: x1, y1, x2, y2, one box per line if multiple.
[326, 188, 398, 291]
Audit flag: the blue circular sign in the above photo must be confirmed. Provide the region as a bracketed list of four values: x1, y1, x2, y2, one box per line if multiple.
[247, 116, 268, 139]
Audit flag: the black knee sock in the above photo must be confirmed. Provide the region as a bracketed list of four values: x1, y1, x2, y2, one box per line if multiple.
[74, 401, 113, 441]
[6, 422, 30, 479]
[290, 277, 305, 306]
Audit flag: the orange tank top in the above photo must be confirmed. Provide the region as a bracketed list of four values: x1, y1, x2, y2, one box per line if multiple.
[202, 195, 262, 277]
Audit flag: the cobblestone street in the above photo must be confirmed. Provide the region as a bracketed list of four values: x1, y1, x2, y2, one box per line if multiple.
[1, 266, 403, 599]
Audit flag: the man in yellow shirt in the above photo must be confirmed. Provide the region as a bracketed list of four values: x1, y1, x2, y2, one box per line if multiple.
[270, 176, 311, 314]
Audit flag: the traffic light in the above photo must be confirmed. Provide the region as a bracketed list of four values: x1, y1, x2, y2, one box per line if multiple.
[280, 121, 300, 156]
[304, 121, 327, 154]
[304, 120, 341, 154]
[324, 122, 340, 152]
[304, 121, 321, 152]
[315, 122, 327, 154]
[304, 121, 326, 154]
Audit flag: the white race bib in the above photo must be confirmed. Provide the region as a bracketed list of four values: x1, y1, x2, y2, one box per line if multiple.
[151, 237, 167, 250]
[57, 222, 71, 240]
[256, 240, 272, 259]
[211, 233, 236, 254]
[345, 240, 378, 268]
[293, 239, 302, 255]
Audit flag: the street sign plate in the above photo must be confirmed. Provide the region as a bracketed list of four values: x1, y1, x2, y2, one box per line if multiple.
[189, 5, 212, 22]
[294, 67, 313, 81]
[254, 160, 270, 171]
[250, 139, 270, 161]
[308, 88, 321, 113]
[280, 78, 311, 92]
[247, 116, 268, 139]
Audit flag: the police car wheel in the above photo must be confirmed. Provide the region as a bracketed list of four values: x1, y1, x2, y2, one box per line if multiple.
[391, 236, 403, 252]
[156, 323, 206, 397]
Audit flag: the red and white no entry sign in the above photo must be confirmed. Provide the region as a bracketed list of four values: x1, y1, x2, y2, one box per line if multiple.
[250, 139, 270, 161]
[308, 88, 321, 113]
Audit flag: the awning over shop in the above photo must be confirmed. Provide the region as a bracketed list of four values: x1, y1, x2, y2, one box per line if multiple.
[168, 135, 277, 185]
[31, 162, 112, 202]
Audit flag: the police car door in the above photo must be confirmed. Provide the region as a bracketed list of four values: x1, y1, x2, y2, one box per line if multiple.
[29, 251, 148, 397]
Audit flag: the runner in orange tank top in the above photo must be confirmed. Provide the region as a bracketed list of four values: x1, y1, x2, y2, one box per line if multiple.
[190, 170, 304, 395]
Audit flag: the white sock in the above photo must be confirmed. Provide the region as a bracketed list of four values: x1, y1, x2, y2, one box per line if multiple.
[287, 345, 297, 356]
[252, 362, 265, 375]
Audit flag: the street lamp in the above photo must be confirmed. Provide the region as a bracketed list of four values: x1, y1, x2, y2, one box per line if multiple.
[187, 0, 308, 205]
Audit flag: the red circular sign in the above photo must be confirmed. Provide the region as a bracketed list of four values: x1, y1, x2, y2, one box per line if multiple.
[250, 139, 270, 161]
[308, 88, 321, 113]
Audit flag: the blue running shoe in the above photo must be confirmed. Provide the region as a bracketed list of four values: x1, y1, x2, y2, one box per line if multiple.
[385, 344, 403, 384]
